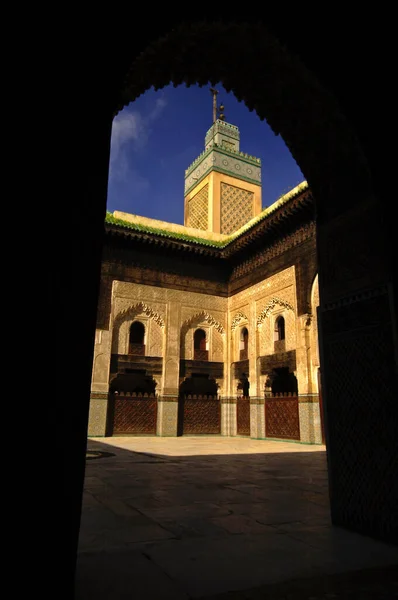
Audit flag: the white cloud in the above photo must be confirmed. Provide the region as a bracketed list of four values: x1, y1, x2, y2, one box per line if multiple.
[148, 97, 167, 122]
[109, 95, 167, 183]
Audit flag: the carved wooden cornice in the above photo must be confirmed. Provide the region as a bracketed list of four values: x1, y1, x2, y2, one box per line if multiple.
[230, 222, 316, 281]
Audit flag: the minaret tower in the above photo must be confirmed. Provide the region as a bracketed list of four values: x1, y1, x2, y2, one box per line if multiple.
[184, 88, 262, 234]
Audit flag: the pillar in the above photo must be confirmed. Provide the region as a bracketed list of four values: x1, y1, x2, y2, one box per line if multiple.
[296, 314, 322, 444]
[158, 301, 180, 436]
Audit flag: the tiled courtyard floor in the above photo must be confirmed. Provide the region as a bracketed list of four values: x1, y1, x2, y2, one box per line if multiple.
[75, 437, 398, 599]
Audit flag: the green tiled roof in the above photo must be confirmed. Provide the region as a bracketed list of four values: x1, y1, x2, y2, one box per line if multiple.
[105, 181, 309, 249]
[105, 213, 230, 248]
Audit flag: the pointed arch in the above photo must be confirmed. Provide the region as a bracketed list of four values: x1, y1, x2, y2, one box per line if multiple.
[257, 297, 294, 327]
[231, 311, 249, 331]
[181, 311, 225, 334]
[114, 301, 165, 328]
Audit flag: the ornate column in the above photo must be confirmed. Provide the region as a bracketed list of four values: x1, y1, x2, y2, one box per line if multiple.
[249, 302, 264, 438]
[158, 300, 181, 436]
[226, 308, 238, 436]
[296, 313, 322, 444]
[88, 329, 113, 436]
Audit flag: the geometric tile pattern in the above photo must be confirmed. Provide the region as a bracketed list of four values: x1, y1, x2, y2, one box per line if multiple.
[187, 184, 209, 230]
[299, 401, 322, 444]
[220, 183, 254, 234]
[87, 396, 108, 436]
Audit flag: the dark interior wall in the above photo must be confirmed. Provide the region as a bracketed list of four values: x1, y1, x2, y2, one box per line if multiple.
[57, 13, 397, 598]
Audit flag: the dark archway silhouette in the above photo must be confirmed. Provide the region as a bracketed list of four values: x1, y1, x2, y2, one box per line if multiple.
[109, 371, 157, 395]
[271, 368, 298, 395]
[61, 17, 397, 596]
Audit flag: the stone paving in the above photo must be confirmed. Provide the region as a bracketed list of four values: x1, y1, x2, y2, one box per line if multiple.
[75, 437, 398, 599]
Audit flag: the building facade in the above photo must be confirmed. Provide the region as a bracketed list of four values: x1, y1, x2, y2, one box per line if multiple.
[88, 117, 323, 444]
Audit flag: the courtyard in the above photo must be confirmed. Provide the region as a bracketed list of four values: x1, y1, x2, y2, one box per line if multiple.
[75, 437, 397, 599]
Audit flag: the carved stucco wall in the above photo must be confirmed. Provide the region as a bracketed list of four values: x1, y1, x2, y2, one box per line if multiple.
[180, 310, 226, 362]
[228, 267, 297, 396]
[91, 269, 320, 441]
[109, 282, 227, 392]
[111, 314, 164, 357]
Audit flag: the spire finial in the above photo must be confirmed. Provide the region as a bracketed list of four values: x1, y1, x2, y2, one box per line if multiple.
[210, 87, 219, 123]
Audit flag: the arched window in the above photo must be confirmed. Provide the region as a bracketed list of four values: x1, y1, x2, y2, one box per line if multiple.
[194, 329, 208, 360]
[274, 316, 285, 341]
[129, 321, 145, 355]
[239, 327, 248, 360]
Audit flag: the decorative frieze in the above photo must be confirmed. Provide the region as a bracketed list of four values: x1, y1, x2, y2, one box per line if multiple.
[229, 266, 295, 309]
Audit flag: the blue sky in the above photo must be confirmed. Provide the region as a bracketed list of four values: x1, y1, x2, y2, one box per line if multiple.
[107, 84, 304, 225]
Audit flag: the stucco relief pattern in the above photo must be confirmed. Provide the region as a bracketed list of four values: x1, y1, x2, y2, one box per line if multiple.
[113, 301, 165, 328]
[181, 310, 225, 334]
[259, 323, 269, 356]
[149, 320, 164, 357]
[285, 310, 297, 351]
[168, 289, 226, 311]
[256, 296, 295, 326]
[212, 327, 224, 362]
[231, 311, 249, 331]
[229, 267, 295, 311]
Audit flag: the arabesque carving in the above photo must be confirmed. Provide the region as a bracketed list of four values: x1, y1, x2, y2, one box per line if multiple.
[257, 297, 294, 327]
[114, 301, 165, 328]
[182, 311, 225, 334]
[231, 311, 249, 330]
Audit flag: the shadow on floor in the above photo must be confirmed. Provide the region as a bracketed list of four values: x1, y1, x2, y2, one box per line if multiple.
[75, 437, 398, 599]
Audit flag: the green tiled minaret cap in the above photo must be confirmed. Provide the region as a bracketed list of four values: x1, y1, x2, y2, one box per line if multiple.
[205, 119, 240, 152]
